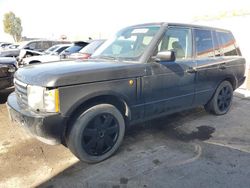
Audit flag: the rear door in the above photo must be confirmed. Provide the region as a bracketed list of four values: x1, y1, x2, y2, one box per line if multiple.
[193, 29, 240, 106]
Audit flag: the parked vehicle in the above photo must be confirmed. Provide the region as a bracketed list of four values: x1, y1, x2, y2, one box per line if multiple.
[0, 57, 17, 90]
[20, 44, 71, 65]
[68, 39, 105, 60]
[21, 42, 88, 65]
[0, 42, 12, 49]
[7, 23, 245, 163]
[0, 39, 69, 59]
[18, 40, 71, 63]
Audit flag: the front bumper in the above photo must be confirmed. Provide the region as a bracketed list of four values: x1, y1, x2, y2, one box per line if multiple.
[7, 93, 66, 145]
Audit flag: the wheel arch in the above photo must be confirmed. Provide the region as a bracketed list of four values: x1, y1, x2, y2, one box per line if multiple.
[222, 76, 237, 90]
[63, 92, 131, 144]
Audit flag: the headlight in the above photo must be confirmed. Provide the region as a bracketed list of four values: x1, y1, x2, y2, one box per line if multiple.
[27, 85, 60, 112]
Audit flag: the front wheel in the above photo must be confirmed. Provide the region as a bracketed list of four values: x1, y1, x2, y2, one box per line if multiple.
[205, 80, 233, 115]
[66, 104, 125, 163]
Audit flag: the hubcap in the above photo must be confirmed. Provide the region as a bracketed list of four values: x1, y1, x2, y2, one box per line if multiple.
[82, 113, 119, 156]
[217, 86, 232, 112]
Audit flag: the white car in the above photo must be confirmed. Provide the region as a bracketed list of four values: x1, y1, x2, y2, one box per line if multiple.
[21, 44, 70, 65]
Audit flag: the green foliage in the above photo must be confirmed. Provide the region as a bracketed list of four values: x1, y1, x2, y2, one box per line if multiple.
[3, 12, 23, 42]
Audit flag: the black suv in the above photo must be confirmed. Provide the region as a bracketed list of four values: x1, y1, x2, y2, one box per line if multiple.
[7, 23, 245, 163]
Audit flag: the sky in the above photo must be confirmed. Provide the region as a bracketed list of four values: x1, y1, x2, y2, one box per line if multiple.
[0, 0, 249, 41]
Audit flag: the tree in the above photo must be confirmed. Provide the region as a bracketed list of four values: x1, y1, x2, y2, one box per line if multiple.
[3, 12, 23, 42]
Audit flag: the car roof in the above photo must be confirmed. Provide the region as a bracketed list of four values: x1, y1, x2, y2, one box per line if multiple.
[128, 22, 230, 32]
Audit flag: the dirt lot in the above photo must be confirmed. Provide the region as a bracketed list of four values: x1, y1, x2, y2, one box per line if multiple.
[1, 88, 250, 188]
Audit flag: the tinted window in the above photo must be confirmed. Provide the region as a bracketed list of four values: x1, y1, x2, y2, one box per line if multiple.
[217, 31, 238, 56]
[194, 29, 214, 58]
[27, 42, 36, 50]
[63, 45, 83, 53]
[42, 41, 52, 50]
[56, 46, 69, 53]
[35, 41, 44, 50]
[158, 27, 192, 59]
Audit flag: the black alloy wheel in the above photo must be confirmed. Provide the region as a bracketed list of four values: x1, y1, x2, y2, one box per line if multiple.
[66, 104, 125, 163]
[205, 80, 233, 115]
[217, 85, 232, 112]
[82, 113, 119, 156]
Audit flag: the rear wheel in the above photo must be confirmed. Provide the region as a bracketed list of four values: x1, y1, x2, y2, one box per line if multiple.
[205, 80, 233, 115]
[66, 104, 125, 163]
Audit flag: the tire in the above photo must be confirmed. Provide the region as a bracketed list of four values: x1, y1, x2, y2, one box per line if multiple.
[66, 104, 125, 163]
[204, 80, 233, 115]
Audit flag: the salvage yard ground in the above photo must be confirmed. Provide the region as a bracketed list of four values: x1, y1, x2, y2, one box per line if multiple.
[1, 88, 250, 188]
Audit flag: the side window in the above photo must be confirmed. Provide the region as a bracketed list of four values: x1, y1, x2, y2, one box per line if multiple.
[194, 29, 214, 58]
[217, 31, 238, 56]
[35, 41, 44, 50]
[27, 42, 36, 50]
[42, 41, 52, 50]
[158, 27, 192, 60]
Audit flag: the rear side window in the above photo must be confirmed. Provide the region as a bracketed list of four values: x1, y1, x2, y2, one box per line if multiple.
[194, 29, 214, 58]
[216, 31, 238, 56]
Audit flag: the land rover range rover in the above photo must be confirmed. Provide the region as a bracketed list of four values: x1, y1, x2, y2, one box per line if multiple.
[7, 23, 245, 163]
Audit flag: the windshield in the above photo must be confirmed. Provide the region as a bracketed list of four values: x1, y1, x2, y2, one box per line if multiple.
[44, 45, 59, 54]
[62, 45, 83, 54]
[80, 40, 105, 54]
[92, 26, 160, 61]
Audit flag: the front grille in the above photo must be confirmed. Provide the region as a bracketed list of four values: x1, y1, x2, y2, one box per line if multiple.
[14, 79, 28, 106]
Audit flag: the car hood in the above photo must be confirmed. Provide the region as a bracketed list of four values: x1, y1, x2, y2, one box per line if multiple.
[15, 59, 146, 87]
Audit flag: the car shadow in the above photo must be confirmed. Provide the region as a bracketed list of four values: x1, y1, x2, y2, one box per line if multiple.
[38, 107, 216, 188]
[0, 87, 14, 104]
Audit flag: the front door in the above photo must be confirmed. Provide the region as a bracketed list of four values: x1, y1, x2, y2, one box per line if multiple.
[143, 27, 196, 117]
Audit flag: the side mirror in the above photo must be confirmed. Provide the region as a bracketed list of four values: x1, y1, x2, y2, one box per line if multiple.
[155, 50, 176, 62]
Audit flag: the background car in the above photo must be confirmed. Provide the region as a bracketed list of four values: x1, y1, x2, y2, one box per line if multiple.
[17, 40, 71, 62]
[0, 42, 12, 49]
[0, 40, 70, 59]
[68, 39, 106, 60]
[0, 57, 17, 90]
[21, 41, 89, 65]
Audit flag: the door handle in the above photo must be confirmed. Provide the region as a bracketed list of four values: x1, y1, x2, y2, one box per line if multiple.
[219, 63, 226, 70]
[186, 67, 197, 73]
